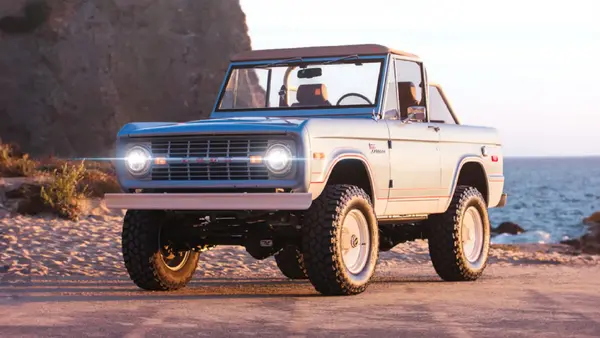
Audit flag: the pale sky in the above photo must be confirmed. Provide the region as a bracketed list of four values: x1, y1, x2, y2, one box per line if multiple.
[239, 0, 599, 157]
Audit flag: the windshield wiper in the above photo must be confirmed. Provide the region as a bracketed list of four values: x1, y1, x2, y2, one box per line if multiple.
[323, 54, 361, 65]
[257, 57, 305, 68]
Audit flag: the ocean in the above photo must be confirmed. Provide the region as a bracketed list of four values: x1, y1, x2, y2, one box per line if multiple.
[488, 156, 600, 244]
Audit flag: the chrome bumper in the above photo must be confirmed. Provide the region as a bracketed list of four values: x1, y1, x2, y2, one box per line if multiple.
[496, 193, 508, 208]
[104, 192, 313, 211]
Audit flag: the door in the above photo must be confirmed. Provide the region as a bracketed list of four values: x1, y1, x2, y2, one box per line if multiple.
[384, 59, 442, 216]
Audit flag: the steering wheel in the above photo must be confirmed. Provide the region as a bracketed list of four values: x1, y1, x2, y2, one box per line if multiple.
[336, 93, 373, 106]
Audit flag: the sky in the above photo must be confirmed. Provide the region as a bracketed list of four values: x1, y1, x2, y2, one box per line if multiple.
[239, 0, 599, 157]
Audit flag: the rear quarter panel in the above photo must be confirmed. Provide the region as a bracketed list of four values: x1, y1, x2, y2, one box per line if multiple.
[435, 123, 505, 211]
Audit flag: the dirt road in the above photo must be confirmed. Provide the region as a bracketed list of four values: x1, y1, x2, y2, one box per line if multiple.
[1, 264, 599, 337]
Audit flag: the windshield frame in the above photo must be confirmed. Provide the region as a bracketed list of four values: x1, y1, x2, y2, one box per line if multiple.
[212, 55, 388, 116]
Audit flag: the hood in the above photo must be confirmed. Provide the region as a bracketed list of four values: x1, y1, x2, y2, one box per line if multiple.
[121, 116, 309, 138]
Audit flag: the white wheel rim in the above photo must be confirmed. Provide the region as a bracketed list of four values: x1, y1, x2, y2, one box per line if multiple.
[341, 209, 370, 274]
[160, 249, 190, 272]
[462, 206, 484, 263]
[158, 226, 191, 272]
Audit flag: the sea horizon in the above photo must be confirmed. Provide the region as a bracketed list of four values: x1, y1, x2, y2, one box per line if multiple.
[503, 155, 600, 159]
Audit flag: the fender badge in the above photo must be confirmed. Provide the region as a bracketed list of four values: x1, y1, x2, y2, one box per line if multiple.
[369, 143, 385, 154]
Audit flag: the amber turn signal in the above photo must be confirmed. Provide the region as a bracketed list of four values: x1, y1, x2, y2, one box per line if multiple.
[154, 157, 167, 165]
[249, 155, 263, 164]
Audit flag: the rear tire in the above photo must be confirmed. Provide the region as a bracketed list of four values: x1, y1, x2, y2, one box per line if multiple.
[427, 186, 490, 281]
[301, 184, 379, 296]
[122, 210, 200, 291]
[274, 245, 307, 280]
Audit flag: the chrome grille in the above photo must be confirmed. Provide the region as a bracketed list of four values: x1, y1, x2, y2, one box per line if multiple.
[150, 137, 270, 181]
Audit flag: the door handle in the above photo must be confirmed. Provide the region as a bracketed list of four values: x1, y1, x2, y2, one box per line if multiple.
[428, 125, 440, 132]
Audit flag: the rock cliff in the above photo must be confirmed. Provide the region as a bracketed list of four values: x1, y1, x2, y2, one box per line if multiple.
[561, 212, 600, 254]
[0, 0, 262, 157]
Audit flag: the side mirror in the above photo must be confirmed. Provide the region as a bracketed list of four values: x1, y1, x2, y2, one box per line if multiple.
[403, 106, 426, 123]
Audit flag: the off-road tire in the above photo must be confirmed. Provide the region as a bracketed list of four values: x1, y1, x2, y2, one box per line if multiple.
[302, 184, 379, 296]
[427, 185, 490, 281]
[122, 210, 200, 291]
[274, 245, 307, 280]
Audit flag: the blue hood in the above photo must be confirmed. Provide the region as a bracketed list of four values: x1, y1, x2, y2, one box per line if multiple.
[120, 117, 309, 138]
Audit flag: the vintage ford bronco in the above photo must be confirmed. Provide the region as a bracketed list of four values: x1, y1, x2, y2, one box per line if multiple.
[105, 44, 507, 296]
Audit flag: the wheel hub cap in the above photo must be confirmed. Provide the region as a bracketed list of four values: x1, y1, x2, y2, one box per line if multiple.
[160, 247, 190, 271]
[158, 226, 191, 272]
[341, 210, 370, 274]
[350, 235, 359, 248]
[462, 206, 484, 263]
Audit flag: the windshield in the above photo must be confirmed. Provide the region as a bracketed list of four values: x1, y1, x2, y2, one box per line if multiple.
[216, 59, 384, 111]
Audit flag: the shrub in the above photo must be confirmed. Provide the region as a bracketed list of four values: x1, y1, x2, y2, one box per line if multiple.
[40, 161, 88, 221]
[1, 142, 121, 219]
[37, 158, 116, 176]
[36, 156, 69, 173]
[0, 143, 38, 177]
[83, 160, 116, 176]
[79, 169, 122, 198]
[38, 158, 120, 197]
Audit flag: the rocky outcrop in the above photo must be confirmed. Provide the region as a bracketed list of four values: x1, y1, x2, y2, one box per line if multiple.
[0, 1, 50, 34]
[492, 222, 526, 235]
[583, 212, 600, 225]
[0, 0, 263, 157]
[0, 178, 7, 206]
[561, 212, 600, 254]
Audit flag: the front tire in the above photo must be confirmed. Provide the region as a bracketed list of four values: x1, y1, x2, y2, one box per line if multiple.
[122, 210, 200, 291]
[427, 186, 490, 281]
[274, 245, 307, 280]
[302, 184, 379, 296]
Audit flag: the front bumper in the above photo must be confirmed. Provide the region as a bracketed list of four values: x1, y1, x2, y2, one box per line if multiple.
[104, 192, 313, 211]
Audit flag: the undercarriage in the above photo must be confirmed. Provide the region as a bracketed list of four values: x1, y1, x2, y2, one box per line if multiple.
[159, 210, 427, 259]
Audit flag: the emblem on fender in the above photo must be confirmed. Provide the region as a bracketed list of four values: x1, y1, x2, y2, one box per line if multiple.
[369, 143, 385, 154]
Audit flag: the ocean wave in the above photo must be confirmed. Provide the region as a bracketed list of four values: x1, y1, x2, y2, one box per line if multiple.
[491, 230, 553, 245]
[487, 157, 600, 244]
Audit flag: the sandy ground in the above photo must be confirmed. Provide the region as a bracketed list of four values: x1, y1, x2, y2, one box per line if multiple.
[1, 210, 599, 280]
[1, 209, 600, 337]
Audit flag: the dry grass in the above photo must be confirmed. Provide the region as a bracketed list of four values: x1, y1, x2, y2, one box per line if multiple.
[0, 143, 38, 177]
[79, 168, 122, 198]
[1, 141, 122, 220]
[83, 161, 116, 176]
[40, 162, 88, 221]
[37, 157, 115, 176]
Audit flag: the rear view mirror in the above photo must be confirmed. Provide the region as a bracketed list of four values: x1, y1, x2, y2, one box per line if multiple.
[298, 68, 322, 79]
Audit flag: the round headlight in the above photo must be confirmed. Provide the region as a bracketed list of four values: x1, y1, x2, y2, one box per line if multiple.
[125, 146, 151, 176]
[264, 144, 292, 175]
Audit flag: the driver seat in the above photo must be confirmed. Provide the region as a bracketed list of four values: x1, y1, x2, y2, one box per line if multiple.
[292, 84, 331, 107]
[397, 81, 421, 119]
